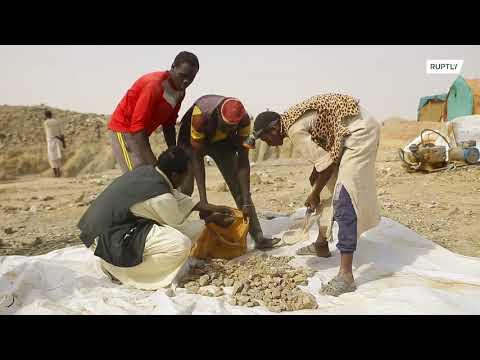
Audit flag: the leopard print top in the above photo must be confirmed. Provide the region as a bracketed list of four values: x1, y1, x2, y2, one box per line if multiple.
[280, 93, 360, 163]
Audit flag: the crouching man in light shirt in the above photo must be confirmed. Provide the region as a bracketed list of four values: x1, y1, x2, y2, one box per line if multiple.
[77, 146, 232, 290]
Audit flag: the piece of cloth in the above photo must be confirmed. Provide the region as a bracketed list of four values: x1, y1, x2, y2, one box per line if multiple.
[333, 185, 358, 253]
[280, 93, 360, 164]
[287, 106, 380, 243]
[220, 98, 246, 125]
[44, 118, 64, 167]
[7, 213, 480, 314]
[177, 95, 251, 149]
[108, 71, 184, 136]
[77, 165, 172, 267]
[110, 130, 153, 173]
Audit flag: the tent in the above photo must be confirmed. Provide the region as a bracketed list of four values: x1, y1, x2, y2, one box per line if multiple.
[417, 94, 447, 122]
[446, 76, 480, 121]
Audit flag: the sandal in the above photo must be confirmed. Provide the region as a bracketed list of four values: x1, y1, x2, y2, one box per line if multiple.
[296, 242, 331, 257]
[319, 275, 356, 297]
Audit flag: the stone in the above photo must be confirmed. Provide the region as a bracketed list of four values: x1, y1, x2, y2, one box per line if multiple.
[267, 305, 282, 313]
[293, 274, 307, 285]
[232, 281, 244, 295]
[198, 274, 211, 286]
[75, 193, 86, 203]
[271, 288, 281, 299]
[211, 286, 224, 297]
[447, 207, 461, 217]
[236, 295, 250, 305]
[214, 183, 229, 192]
[227, 298, 237, 306]
[223, 278, 234, 287]
[164, 288, 175, 297]
[184, 281, 199, 289]
[211, 278, 223, 287]
[250, 174, 262, 185]
[293, 293, 318, 310]
[33, 237, 42, 246]
[4, 227, 15, 235]
[304, 268, 316, 277]
[186, 286, 199, 294]
[198, 285, 224, 297]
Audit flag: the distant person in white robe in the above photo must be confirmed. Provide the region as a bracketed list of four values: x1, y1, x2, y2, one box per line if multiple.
[43, 110, 66, 177]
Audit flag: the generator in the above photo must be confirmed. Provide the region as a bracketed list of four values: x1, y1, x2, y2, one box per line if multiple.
[399, 129, 479, 172]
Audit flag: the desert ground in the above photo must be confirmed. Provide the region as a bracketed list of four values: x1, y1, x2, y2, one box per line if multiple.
[0, 108, 478, 259]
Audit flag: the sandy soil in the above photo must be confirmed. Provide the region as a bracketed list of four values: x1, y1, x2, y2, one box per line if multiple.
[1, 120, 479, 258]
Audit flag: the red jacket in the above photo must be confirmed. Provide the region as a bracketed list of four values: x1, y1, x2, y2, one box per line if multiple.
[108, 71, 185, 136]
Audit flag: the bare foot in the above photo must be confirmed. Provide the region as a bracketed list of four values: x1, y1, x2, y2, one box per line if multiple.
[254, 235, 282, 249]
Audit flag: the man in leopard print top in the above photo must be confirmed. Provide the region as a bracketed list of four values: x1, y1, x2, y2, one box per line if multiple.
[252, 93, 381, 297]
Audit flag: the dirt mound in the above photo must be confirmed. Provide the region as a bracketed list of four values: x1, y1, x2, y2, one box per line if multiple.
[0, 104, 442, 178]
[0, 105, 129, 179]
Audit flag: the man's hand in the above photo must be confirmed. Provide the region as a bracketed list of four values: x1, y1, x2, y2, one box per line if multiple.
[304, 192, 320, 213]
[197, 201, 233, 216]
[241, 204, 253, 219]
[205, 213, 235, 228]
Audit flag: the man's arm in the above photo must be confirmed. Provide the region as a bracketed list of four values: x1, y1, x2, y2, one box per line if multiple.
[162, 124, 176, 148]
[305, 163, 336, 212]
[55, 135, 66, 148]
[191, 143, 208, 205]
[237, 146, 252, 207]
[162, 97, 182, 148]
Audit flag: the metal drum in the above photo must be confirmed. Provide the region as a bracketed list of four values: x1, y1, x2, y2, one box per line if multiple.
[464, 147, 479, 164]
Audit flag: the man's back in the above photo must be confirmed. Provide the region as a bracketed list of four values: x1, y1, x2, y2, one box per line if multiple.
[44, 118, 63, 140]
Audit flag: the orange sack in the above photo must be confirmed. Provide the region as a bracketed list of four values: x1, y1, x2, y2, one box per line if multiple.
[190, 209, 249, 259]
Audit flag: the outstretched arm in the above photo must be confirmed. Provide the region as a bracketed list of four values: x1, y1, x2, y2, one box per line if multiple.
[162, 124, 176, 148]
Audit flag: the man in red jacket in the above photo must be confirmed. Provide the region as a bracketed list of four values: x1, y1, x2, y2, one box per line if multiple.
[108, 51, 199, 173]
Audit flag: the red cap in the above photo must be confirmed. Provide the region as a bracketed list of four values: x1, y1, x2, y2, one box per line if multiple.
[220, 98, 246, 125]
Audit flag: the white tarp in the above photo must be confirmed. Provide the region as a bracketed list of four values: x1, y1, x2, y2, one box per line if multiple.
[2, 209, 480, 315]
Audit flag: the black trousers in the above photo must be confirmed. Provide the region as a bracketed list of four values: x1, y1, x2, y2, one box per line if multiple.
[178, 140, 264, 240]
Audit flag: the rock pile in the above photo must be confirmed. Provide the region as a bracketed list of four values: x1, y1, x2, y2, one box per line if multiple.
[179, 255, 318, 313]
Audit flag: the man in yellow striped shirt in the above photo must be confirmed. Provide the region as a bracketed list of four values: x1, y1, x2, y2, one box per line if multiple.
[177, 95, 280, 250]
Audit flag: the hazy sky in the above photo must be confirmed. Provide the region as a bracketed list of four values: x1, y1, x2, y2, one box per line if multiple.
[1, 45, 479, 121]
